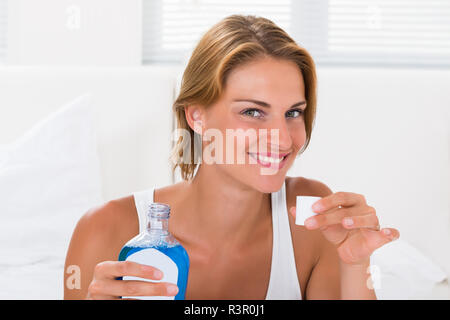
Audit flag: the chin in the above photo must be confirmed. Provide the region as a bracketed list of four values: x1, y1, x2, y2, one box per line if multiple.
[238, 167, 288, 194]
[222, 162, 290, 194]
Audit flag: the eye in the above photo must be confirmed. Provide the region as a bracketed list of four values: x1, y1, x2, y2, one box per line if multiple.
[286, 108, 304, 118]
[241, 108, 264, 118]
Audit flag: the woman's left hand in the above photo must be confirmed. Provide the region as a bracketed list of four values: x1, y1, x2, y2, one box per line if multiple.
[290, 192, 400, 266]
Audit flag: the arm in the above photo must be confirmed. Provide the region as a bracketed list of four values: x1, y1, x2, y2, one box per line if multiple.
[339, 258, 376, 300]
[305, 236, 341, 299]
[301, 179, 377, 300]
[306, 234, 376, 300]
[63, 202, 118, 299]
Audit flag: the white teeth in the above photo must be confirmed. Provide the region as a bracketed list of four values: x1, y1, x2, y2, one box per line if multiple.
[249, 153, 285, 164]
[259, 155, 282, 163]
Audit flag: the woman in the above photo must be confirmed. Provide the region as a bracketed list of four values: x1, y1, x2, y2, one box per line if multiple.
[64, 14, 399, 300]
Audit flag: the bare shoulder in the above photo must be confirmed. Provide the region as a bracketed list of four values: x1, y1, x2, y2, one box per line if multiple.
[286, 176, 333, 198]
[78, 196, 139, 241]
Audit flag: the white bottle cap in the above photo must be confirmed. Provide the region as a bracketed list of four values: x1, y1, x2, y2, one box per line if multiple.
[295, 196, 322, 226]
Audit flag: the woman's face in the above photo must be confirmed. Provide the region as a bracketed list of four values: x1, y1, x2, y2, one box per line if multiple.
[201, 56, 307, 193]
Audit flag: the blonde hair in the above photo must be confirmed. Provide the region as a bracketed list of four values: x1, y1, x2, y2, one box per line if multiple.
[170, 14, 318, 181]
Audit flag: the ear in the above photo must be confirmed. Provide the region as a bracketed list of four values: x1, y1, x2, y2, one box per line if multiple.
[185, 106, 204, 134]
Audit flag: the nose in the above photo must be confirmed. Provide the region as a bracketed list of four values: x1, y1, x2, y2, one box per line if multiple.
[264, 117, 293, 153]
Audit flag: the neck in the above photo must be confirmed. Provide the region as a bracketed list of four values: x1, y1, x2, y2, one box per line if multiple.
[181, 164, 272, 251]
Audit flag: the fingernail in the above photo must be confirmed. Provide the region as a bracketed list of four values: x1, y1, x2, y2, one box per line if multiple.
[343, 217, 353, 226]
[312, 202, 323, 212]
[167, 284, 179, 296]
[154, 270, 163, 279]
[305, 218, 317, 228]
[382, 228, 391, 236]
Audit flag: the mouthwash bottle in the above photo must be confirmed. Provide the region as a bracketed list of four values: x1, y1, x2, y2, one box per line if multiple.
[118, 203, 189, 300]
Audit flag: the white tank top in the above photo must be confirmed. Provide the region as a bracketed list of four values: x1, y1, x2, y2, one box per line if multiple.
[132, 179, 302, 300]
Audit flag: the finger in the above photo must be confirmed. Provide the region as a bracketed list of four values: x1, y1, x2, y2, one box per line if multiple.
[87, 281, 122, 300]
[341, 213, 380, 230]
[289, 206, 296, 218]
[118, 280, 179, 297]
[87, 294, 121, 300]
[290, 203, 343, 219]
[380, 228, 400, 242]
[311, 192, 366, 213]
[360, 228, 400, 253]
[337, 228, 400, 264]
[361, 228, 400, 256]
[91, 279, 179, 298]
[94, 260, 164, 280]
[304, 205, 374, 230]
[304, 206, 344, 229]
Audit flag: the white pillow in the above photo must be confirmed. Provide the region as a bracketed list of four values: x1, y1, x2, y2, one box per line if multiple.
[0, 93, 104, 299]
[370, 238, 448, 299]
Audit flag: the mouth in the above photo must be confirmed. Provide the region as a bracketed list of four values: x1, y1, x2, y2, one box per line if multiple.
[247, 152, 291, 169]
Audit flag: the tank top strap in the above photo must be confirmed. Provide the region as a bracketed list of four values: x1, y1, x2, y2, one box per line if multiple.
[133, 186, 155, 234]
[266, 180, 302, 299]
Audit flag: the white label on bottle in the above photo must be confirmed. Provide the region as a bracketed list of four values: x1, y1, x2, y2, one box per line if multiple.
[122, 248, 178, 300]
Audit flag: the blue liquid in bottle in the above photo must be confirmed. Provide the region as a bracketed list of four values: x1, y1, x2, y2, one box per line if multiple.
[117, 203, 189, 300]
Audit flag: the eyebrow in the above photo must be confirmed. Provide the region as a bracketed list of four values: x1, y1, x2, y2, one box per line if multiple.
[232, 99, 306, 109]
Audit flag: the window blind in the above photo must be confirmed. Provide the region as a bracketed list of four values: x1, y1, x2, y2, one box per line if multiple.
[143, 0, 450, 68]
[0, 0, 7, 64]
[142, 0, 292, 64]
[306, 0, 450, 67]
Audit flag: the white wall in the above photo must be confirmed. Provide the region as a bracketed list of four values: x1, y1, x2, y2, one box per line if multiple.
[288, 66, 450, 275]
[6, 0, 141, 66]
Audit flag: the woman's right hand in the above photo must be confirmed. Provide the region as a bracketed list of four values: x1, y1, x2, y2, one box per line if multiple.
[86, 260, 179, 299]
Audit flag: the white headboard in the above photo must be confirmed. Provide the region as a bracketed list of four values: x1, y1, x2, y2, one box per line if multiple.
[0, 65, 183, 201]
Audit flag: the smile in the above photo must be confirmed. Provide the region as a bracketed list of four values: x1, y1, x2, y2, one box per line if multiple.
[247, 152, 290, 169]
